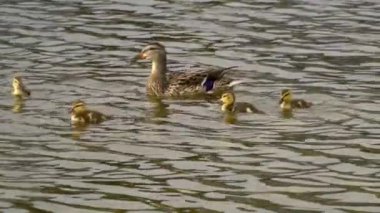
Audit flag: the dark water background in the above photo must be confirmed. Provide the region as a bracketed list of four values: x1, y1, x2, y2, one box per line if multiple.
[0, 0, 379, 212]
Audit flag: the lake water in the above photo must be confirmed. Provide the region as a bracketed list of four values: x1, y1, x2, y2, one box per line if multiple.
[0, 0, 379, 212]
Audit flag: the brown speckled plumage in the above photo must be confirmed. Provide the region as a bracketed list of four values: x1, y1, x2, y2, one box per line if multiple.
[135, 42, 239, 98]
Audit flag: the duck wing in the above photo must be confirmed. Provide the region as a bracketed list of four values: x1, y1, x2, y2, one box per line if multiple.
[168, 66, 236, 88]
[291, 99, 312, 109]
[234, 102, 265, 114]
[77, 110, 107, 124]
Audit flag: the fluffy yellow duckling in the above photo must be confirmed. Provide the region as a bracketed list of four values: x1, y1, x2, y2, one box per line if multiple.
[220, 92, 264, 114]
[12, 76, 31, 98]
[279, 89, 312, 111]
[70, 100, 107, 125]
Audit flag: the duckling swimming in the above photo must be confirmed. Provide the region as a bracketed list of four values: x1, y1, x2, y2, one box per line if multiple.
[70, 100, 107, 125]
[12, 75, 31, 98]
[279, 89, 312, 111]
[220, 92, 264, 114]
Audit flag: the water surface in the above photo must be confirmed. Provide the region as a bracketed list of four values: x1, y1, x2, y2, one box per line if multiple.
[0, 0, 379, 212]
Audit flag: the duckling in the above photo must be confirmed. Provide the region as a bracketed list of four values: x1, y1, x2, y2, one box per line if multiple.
[12, 76, 31, 98]
[220, 92, 264, 114]
[70, 100, 107, 125]
[279, 89, 312, 110]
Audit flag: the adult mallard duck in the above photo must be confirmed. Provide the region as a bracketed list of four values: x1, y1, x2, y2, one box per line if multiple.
[70, 100, 107, 125]
[279, 89, 312, 111]
[133, 42, 243, 98]
[220, 92, 265, 114]
[12, 75, 31, 98]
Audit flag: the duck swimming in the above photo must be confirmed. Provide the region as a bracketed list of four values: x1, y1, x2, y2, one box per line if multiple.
[279, 89, 312, 111]
[133, 42, 242, 98]
[70, 100, 107, 125]
[220, 92, 265, 114]
[12, 75, 30, 98]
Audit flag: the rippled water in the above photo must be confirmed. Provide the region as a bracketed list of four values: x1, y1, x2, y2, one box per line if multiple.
[0, 0, 379, 212]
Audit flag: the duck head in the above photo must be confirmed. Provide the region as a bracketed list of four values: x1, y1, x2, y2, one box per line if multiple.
[133, 42, 166, 61]
[70, 100, 87, 114]
[12, 75, 30, 97]
[279, 89, 293, 105]
[220, 92, 235, 112]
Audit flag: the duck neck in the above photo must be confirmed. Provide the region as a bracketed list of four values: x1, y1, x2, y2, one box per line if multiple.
[222, 103, 234, 112]
[151, 54, 167, 75]
[281, 100, 292, 110]
[148, 54, 168, 96]
[13, 87, 21, 96]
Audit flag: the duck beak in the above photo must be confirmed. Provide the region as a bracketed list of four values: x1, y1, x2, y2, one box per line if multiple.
[219, 98, 224, 104]
[130, 52, 146, 64]
[69, 106, 73, 113]
[279, 98, 284, 104]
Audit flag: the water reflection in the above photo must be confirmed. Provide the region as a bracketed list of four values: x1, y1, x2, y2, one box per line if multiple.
[223, 112, 237, 124]
[12, 96, 25, 113]
[148, 97, 169, 119]
[71, 124, 89, 141]
[281, 109, 293, 119]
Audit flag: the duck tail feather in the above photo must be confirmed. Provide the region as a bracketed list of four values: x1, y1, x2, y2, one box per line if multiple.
[228, 79, 247, 87]
[219, 66, 238, 76]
